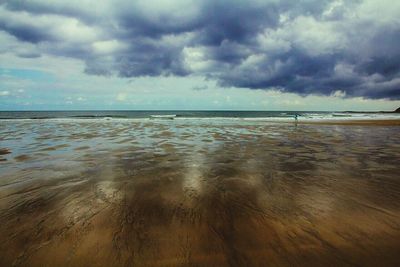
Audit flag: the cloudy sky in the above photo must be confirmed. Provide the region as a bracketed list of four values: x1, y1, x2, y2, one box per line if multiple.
[0, 0, 399, 111]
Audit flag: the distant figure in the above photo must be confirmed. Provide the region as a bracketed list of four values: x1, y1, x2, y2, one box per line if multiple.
[294, 114, 299, 122]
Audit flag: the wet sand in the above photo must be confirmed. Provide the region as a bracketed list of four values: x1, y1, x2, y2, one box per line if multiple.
[1, 119, 400, 266]
[298, 119, 400, 126]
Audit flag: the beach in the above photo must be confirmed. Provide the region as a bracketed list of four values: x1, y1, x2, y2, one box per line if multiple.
[1, 117, 400, 266]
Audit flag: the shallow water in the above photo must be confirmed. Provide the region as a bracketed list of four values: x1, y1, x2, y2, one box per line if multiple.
[1, 119, 400, 266]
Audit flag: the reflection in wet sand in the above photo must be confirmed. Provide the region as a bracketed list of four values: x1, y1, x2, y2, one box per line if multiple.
[1, 119, 400, 266]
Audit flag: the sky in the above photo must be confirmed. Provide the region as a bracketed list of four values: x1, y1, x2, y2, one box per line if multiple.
[0, 0, 400, 111]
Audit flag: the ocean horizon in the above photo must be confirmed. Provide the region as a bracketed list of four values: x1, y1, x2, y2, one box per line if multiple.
[1, 110, 400, 121]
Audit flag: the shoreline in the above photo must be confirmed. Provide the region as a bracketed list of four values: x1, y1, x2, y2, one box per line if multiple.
[0, 117, 400, 124]
[294, 119, 400, 126]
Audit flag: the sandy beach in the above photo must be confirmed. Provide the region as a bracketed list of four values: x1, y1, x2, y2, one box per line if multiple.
[1, 118, 400, 266]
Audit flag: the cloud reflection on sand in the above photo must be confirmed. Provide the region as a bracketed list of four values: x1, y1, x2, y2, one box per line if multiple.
[183, 153, 206, 196]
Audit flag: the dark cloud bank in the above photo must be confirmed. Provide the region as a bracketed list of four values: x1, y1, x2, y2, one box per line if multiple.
[1, 0, 399, 99]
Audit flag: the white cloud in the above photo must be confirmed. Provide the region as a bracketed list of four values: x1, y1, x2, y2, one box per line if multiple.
[92, 40, 127, 55]
[116, 92, 127, 101]
[273, 15, 346, 56]
[331, 90, 346, 98]
[183, 46, 212, 73]
[0, 90, 10, 96]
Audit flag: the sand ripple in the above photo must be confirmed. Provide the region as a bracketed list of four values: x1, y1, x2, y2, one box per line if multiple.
[0, 120, 400, 266]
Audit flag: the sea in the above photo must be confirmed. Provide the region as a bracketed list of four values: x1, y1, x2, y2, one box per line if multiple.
[0, 110, 399, 121]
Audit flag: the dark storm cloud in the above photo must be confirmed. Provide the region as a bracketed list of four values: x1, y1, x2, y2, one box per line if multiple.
[358, 56, 400, 77]
[216, 48, 371, 97]
[0, 0, 399, 99]
[2, 0, 97, 23]
[0, 20, 53, 43]
[194, 1, 280, 45]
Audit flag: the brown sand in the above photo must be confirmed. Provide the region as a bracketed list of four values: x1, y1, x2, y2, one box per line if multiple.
[0, 119, 400, 266]
[0, 148, 11, 155]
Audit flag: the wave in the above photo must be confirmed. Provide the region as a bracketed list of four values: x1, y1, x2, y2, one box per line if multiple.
[0, 111, 399, 121]
[69, 115, 128, 119]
